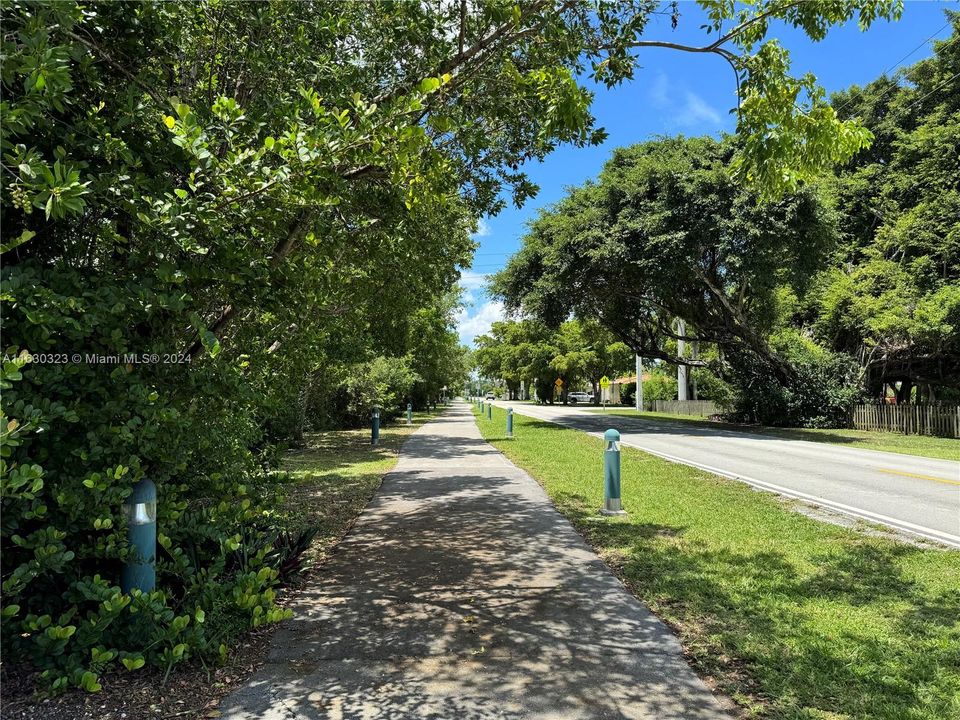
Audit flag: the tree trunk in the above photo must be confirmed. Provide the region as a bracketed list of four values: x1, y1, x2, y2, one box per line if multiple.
[896, 379, 913, 404]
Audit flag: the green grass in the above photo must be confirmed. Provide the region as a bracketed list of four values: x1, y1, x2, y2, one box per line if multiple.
[582, 408, 959, 461]
[473, 405, 960, 720]
[275, 410, 440, 569]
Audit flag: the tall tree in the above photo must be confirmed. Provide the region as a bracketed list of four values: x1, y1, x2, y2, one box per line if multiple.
[493, 136, 836, 383]
[815, 12, 960, 400]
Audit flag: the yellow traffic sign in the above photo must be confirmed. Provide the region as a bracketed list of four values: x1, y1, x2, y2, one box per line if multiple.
[599, 375, 611, 389]
[554, 377, 564, 387]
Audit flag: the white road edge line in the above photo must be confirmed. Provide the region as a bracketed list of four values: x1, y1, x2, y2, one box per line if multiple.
[606, 436, 960, 549]
[498, 405, 960, 549]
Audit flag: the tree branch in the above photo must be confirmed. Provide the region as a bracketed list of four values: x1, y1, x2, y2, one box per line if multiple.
[185, 211, 311, 358]
[65, 30, 166, 107]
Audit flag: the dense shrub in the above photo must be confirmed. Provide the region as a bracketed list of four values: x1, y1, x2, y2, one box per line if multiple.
[643, 371, 678, 402]
[0, 3, 466, 693]
[1, 266, 293, 692]
[722, 349, 863, 427]
[690, 368, 734, 408]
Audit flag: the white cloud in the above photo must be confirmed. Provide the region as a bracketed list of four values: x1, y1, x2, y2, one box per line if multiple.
[457, 271, 491, 313]
[456, 300, 504, 346]
[677, 92, 722, 127]
[472, 218, 491, 239]
[649, 72, 670, 109]
[458, 270, 489, 291]
[648, 72, 724, 129]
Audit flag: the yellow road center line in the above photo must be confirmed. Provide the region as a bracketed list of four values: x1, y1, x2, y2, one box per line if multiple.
[877, 468, 960, 486]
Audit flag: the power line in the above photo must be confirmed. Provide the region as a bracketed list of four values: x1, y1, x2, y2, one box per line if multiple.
[902, 69, 960, 113]
[834, 20, 954, 116]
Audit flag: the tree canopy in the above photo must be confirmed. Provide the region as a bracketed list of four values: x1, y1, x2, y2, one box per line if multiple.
[474, 318, 631, 402]
[813, 12, 960, 400]
[493, 135, 836, 376]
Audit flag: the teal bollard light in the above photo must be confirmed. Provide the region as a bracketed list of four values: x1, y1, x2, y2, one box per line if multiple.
[507, 407, 514, 437]
[407, 402, 413, 425]
[601, 429, 627, 516]
[122, 478, 157, 593]
[486, 402, 492, 420]
[371, 406, 380, 446]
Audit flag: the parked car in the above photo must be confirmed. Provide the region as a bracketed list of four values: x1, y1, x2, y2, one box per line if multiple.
[567, 391, 594, 404]
[485, 392, 495, 400]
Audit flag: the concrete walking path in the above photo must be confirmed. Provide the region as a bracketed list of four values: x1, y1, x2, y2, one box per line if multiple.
[219, 402, 729, 719]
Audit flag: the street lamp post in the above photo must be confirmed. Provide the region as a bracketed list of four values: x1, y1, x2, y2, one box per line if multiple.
[122, 478, 157, 593]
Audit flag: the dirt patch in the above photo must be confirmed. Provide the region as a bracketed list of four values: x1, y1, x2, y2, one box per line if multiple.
[1, 624, 274, 720]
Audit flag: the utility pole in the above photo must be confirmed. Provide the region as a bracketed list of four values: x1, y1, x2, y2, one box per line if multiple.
[635, 354, 644, 412]
[677, 318, 688, 402]
[690, 339, 699, 401]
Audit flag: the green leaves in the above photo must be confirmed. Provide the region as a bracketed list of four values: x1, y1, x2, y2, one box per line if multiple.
[494, 134, 836, 404]
[201, 330, 221, 359]
[416, 73, 451, 95]
[80, 671, 101, 693]
[0, 230, 36, 254]
[121, 654, 145, 671]
[733, 44, 876, 197]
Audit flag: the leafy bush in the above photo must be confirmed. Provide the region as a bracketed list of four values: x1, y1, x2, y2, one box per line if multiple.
[691, 368, 734, 408]
[303, 355, 420, 430]
[722, 348, 863, 427]
[1, 326, 292, 693]
[643, 370, 679, 402]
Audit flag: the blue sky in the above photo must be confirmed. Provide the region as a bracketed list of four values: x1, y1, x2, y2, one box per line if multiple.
[456, 0, 958, 345]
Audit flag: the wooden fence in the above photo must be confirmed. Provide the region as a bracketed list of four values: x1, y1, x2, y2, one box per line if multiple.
[650, 400, 720, 418]
[851, 403, 960, 438]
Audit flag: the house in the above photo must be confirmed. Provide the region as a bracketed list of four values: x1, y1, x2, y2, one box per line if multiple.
[601, 373, 652, 405]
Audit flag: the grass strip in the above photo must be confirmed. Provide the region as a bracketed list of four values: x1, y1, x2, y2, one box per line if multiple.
[276, 409, 441, 569]
[473, 403, 960, 720]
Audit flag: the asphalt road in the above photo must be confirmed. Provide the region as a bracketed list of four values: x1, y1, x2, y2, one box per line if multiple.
[489, 401, 960, 547]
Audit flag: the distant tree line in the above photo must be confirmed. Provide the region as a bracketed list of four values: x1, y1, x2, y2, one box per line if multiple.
[473, 319, 633, 402]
